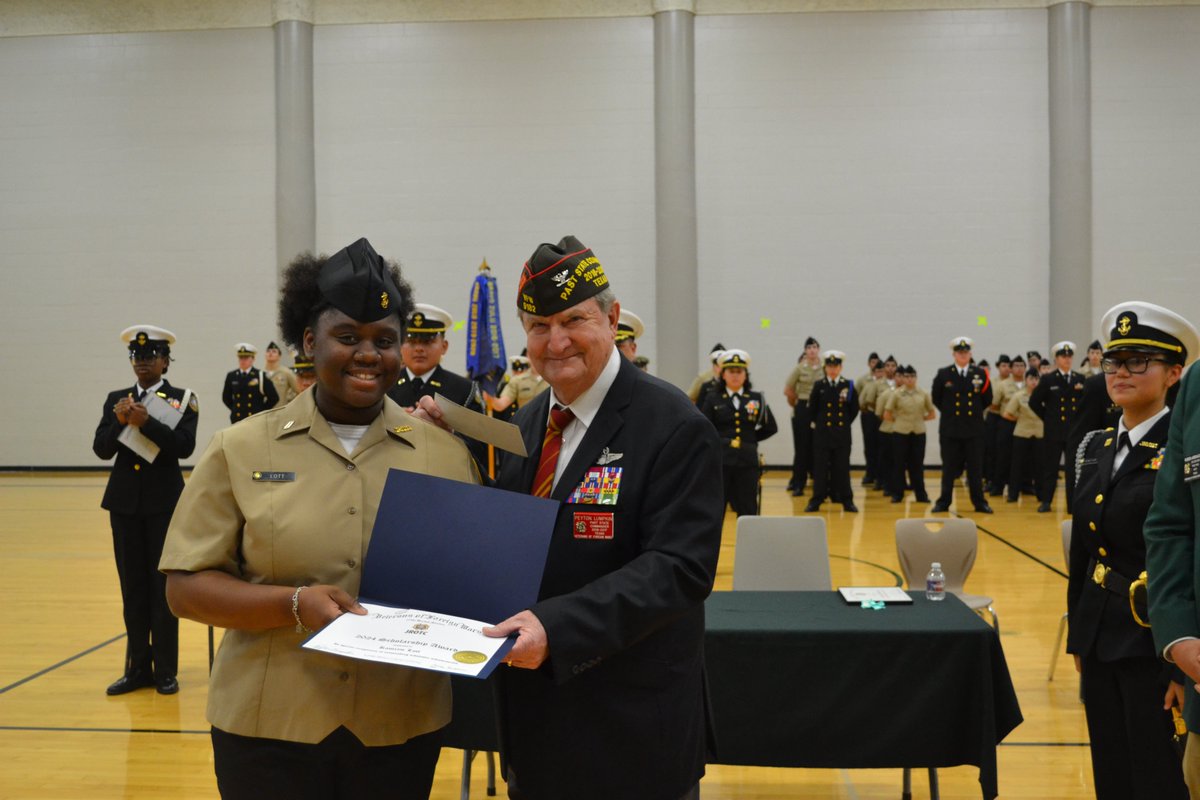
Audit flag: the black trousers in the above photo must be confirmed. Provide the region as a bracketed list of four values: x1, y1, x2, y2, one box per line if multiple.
[860, 411, 881, 480]
[890, 433, 928, 500]
[723, 464, 759, 516]
[1079, 654, 1188, 800]
[211, 725, 443, 800]
[110, 510, 178, 679]
[876, 430, 894, 494]
[1040, 438, 1077, 512]
[991, 417, 1015, 492]
[1008, 436, 1047, 501]
[937, 433, 986, 508]
[812, 433, 852, 505]
[790, 406, 813, 490]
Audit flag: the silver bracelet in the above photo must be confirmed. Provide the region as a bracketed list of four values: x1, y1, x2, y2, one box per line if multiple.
[292, 586, 311, 633]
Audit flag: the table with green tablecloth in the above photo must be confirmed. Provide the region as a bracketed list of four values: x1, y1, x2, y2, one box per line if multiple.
[446, 590, 1022, 799]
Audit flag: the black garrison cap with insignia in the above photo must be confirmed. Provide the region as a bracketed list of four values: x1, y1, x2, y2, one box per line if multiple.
[518, 235, 609, 316]
[317, 237, 402, 323]
[1011, 354, 1026, 365]
[996, 354, 1011, 365]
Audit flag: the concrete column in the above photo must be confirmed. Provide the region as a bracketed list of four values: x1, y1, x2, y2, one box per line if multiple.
[274, 1, 316, 288]
[653, 3, 698, 390]
[1048, 1, 1092, 346]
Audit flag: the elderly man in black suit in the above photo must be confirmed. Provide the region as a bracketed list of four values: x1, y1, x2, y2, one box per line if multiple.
[93, 325, 198, 695]
[424, 236, 722, 800]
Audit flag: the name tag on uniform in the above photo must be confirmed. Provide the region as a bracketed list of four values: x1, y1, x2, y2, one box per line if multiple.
[572, 510, 614, 540]
[568, 466, 622, 505]
[252, 471, 295, 482]
[1184, 454, 1200, 483]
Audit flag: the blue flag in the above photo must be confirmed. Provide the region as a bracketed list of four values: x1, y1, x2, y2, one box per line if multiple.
[465, 262, 507, 397]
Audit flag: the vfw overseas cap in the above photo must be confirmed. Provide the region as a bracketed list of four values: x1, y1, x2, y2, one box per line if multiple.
[406, 303, 452, 336]
[1101, 301, 1199, 367]
[518, 235, 609, 316]
[317, 237, 403, 323]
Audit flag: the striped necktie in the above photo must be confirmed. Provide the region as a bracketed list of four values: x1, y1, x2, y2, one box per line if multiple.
[531, 405, 575, 498]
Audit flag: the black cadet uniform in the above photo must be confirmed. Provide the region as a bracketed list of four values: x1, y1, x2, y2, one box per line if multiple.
[1030, 352, 1086, 512]
[700, 351, 778, 516]
[806, 354, 859, 512]
[1068, 416, 1187, 800]
[931, 340, 993, 513]
[93, 327, 198, 695]
[389, 363, 480, 410]
[222, 346, 278, 424]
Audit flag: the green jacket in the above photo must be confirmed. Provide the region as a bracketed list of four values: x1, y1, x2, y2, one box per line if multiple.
[1145, 366, 1200, 728]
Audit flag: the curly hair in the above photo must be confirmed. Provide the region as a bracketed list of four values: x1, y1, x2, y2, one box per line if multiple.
[277, 251, 414, 351]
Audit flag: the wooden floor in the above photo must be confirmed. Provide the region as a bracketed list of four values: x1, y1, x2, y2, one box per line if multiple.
[0, 470, 1098, 799]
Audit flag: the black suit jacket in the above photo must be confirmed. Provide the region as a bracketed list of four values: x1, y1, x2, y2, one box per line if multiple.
[93, 380, 199, 515]
[1029, 370, 1086, 442]
[809, 376, 859, 445]
[931, 365, 992, 438]
[1067, 414, 1170, 662]
[387, 364, 480, 409]
[495, 356, 723, 800]
[1067, 372, 1121, 462]
[221, 367, 278, 423]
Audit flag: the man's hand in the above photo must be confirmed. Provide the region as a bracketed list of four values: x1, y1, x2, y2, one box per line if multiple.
[1166, 680, 1186, 712]
[411, 395, 454, 432]
[1169, 639, 1200, 688]
[484, 609, 549, 669]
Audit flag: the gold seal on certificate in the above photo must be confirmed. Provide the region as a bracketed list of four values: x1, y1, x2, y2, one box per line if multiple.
[453, 651, 487, 664]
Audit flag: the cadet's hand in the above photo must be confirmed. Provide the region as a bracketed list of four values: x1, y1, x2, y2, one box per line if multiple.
[484, 609, 548, 669]
[411, 395, 454, 433]
[1169, 639, 1200, 688]
[114, 396, 133, 425]
[1166, 680, 1186, 712]
[295, 584, 367, 632]
[127, 402, 149, 427]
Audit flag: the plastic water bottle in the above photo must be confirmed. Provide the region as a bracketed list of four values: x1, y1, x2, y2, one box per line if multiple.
[926, 562, 946, 601]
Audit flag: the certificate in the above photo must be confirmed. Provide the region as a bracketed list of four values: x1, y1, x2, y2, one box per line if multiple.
[837, 587, 915, 604]
[303, 603, 512, 678]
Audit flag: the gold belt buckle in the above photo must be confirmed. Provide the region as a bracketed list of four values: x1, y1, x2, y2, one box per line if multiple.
[1092, 562, 1109, 588]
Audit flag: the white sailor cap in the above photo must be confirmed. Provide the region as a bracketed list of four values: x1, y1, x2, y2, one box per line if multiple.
[235, 342, 256, 357]
[121, 325, 175, 346]
[407, 303, 452, 335]
[1052, 341, 1076, 357]
[822, 350, 846, 365]
[1100, 301, 1200, 367]
[616, 309, 645, 343]
[718, 349, 750, 368]
[949, 336, 973, 351]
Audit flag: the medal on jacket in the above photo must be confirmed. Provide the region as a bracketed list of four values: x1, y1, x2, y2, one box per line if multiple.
[569, 466, 622, 505]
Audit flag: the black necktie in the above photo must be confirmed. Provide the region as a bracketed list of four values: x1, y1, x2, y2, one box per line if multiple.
[1117, 432, 1131, 453]
[412, 377, 424, 393]
[136, 389, 146, 402]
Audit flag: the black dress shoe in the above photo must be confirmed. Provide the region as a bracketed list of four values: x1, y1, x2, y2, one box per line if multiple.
[792, 488, 805, 497]
[931, 501, 950, 513]
[1037, 502, 1052, 513]
[842, 502, 859, 513]
[974, 503, 994, 514]
[914, 495, 931, 503]
[156, 676, 179, 695]
[890, 495, 904, 503]
[804, 501, 821, 512]
[106, 672, 154, 696]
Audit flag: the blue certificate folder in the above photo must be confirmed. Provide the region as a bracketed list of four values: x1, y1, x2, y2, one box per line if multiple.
[357, 468, 559, 678]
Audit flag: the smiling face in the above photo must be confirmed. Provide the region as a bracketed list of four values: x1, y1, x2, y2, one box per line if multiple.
[1104, 351, 1182, 416]
[304, 308, 403, 425]
[523, 297, 618, 405]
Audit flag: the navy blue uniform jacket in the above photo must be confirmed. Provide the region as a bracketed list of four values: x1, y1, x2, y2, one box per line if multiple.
[495, 355, 724, 800]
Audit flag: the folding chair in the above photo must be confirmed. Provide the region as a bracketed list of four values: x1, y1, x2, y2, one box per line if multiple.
[733, 516, 831, 590]
[895, 517, 997, 632]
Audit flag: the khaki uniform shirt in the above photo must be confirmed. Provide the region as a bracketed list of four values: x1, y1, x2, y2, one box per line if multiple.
[989, 376, 1017, 414]
[160, 389, 477, 746]
[784, 361, 824, 405]
[858, 377, 879, 412]
[265, 368, 300, 407]
[1005, 387, 1044, 439]
[687, 369, 712, 403]
[876, 386, 896, 433]
[500, 371, 549, 409]
[886, 387, 935, 435]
